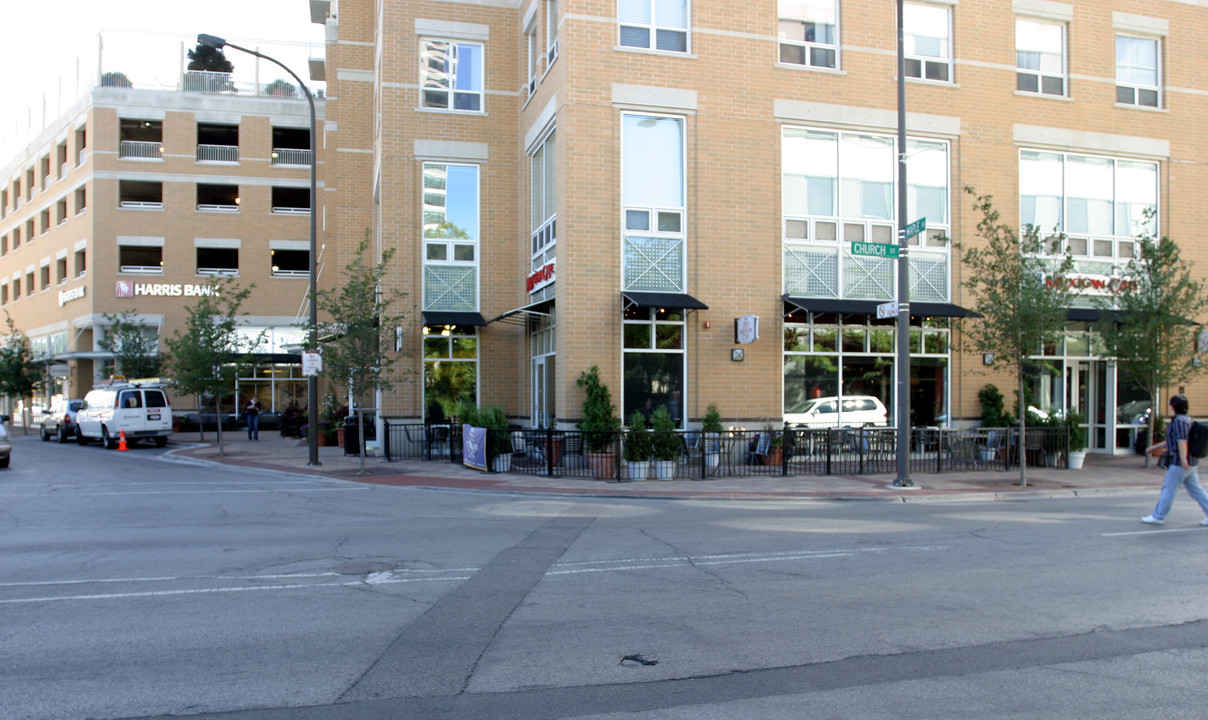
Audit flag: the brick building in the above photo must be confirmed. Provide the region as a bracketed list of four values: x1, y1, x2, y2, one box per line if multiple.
[0, 64, 323, 417]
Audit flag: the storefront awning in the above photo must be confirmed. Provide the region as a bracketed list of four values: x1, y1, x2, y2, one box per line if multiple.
[422, 311, 487, 327]
[622, 292, 708, 311]
[487, 298, 554, 325]
[783, 296, 976, 318]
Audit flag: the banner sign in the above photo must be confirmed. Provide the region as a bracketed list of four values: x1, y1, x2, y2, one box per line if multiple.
[462, 424, 487, 471]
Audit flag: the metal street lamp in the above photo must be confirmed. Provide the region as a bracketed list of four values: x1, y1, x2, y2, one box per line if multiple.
[198, 34, 321, 466]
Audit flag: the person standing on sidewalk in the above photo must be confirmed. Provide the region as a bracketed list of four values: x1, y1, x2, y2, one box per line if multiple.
[245, 395, 263, 441]
[1142, 394, 1208, 525]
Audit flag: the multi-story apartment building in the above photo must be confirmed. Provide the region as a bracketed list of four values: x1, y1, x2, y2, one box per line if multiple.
[316, 0, 1208, 455]
[0, 61, 324, 416]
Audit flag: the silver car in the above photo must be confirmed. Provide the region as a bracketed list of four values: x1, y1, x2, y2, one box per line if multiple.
[40, 399, 83, 443]
[0, 421, 11, 468]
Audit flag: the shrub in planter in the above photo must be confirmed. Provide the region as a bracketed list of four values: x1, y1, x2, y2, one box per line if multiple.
[577, 365, 621, 454]
[623, 412, 652, 481]
[650, 405, 680, 479]
[978, 384, 1013, 427]
[478, 405, 512, 469]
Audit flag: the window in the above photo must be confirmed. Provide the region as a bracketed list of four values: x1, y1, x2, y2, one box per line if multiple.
[271, 127, 312, 166]
[270, 187, 309, 214]
[623, 305, 685, 425]
[25, 168, 34, 201]
[198, 184, 240, 212]
[420, 40, 483, 111]
[1019, 149, 1158, 262]
[270, 242, 310, 277]
[118, 239, 164, 274]
[40, 209, 50, 234]
[904, 3, 951, 82]
[75, 127, 87, 165]
[56, 142, 68, 178]
[25, 219, 34, 242]
[622, 114, 685, 293]
[423, 324, 478, 422]
[195, 241, 240, 276]
[779, 0, 838, 68]
[1116, 35, 1160, 107]
[40, 156, 50, 190]
[530, 130, 557, 267]
[56, 199, 68, 225]
[423, 163, 479, 311]
[75, 186, 86, 214]
[25, 271, 34, 296]
[0, 234, 6, 255]
[74, 246, 86, 277]
[1, 284, 6, 305]
[781, 127, 951, 302]
[546, 0, 559, 62]
[12, 226, 20, 249]
[119, 180, 163, 209]
[196, 123, 239, 163]
[619, 0, 689, 53]
[40, 263, 50, 290]
[1016, 18, 1065, 96]
[525, 20, 539, 95]
[11, 278, 19, 299]
[56, 256, 67, 284]
[118, 119, 162, 160]
[1, 189, 6, 217]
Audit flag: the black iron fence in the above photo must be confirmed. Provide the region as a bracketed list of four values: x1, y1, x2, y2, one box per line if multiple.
[382, 420, 1072, 479]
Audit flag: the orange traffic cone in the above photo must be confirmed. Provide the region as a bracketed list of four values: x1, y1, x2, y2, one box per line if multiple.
[118, 430, 129, 451]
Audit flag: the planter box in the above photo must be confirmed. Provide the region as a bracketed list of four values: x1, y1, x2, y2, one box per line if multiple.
[493, 454, 512, 473]
[624, 460, 649, 482]
[652, 460, 676, 480]
[586, 452, 617, 480]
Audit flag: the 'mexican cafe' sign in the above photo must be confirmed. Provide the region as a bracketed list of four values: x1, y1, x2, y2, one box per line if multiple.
[116, 281, 220, 298]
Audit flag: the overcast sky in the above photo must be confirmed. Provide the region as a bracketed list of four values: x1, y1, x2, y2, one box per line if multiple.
[0, 0, 325, 160]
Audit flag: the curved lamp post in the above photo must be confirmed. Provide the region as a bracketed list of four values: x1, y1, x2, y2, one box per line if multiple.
[197, 34, 320, 466]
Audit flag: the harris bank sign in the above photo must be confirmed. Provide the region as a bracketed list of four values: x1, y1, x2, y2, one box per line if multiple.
[115, 281, 220, 298]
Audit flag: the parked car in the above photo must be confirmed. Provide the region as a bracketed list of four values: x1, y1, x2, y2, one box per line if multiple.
[0, 422, 10, 468]
[786, 395, 890, 428]
[40, 398, 83, 443]
[77, 381, 173, 448]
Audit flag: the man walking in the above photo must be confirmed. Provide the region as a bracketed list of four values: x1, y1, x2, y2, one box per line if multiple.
[1142, 394, 1208, 525]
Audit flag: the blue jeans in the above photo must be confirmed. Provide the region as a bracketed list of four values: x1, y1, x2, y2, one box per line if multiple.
[246, 413, 259, 440]
[1151, 463, 1208, 520]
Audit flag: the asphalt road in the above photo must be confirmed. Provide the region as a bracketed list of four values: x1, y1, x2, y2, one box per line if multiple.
[3, 434, 1208, 719]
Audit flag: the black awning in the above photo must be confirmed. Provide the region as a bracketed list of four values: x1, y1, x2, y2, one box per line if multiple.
[1066, 308, 1101, 322]
[422, 311, 487, 327]
[784, 296, 976, 318]
[487, 298, 554, 325]
[911, 302, 978, 318]
[622, 292, 708, 310]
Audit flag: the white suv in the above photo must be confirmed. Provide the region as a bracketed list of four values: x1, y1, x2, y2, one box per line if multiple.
[786, 395, 889, 428]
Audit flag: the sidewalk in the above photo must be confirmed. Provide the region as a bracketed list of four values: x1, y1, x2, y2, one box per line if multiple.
[164, 430, 1162, 501]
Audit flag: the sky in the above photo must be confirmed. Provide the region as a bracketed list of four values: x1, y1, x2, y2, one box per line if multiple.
[0, 0, 325, 161]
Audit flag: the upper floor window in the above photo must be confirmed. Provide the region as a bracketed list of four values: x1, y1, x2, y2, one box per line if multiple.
[1016, 18, 1065, 96]
[622, 114, 686, 293]
[546, 0, 559, 62]
[619, 0, 689, 53]
[904, 3, 951, 82]
[525, 20, 539, 95]
[531, 130, 557, 267]
[423, 163, 480, 265]
[420, 40, 483, 112]
[779, 0, 838, 69]
[1020, 150, 1158, 262]
[1116, 35, 1160, 108]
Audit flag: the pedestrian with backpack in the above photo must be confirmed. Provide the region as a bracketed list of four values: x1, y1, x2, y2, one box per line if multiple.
[1142, 394, 1208, 525]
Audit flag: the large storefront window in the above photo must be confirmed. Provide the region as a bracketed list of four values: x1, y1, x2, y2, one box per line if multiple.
[422, 163, 480, 312]
[423, 325, 477, 422]
[784, 310, 949, 427]
[622, 113, 686, 293]
[623, 306, 684, 425]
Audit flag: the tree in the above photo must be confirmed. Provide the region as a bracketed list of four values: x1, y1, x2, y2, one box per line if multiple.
[957, 188, 1075, 487]
[314, 235, 407, 473]
[187, 43, 234, 73]
[0, 314, 42, 434]
[98, 312, 162, 380]
[1093, 225, 1208, 466]
[164, 280, 256, 455]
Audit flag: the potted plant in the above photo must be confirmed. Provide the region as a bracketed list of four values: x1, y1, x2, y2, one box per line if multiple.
[479, 405, 512, 472]
[577, 366, 621, 479]
[650, 405, 680, 480]
[702, 404, 723, 473]
[767, 428, 785, 467]
[1066, 411, 1087, 470]
[623, 411, 651, 481]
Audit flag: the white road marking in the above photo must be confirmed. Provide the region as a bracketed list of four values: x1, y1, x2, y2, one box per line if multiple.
[1102, 526, 1208, 537]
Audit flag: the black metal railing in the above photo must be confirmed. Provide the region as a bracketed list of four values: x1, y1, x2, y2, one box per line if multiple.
[380, 420, 1071, 479]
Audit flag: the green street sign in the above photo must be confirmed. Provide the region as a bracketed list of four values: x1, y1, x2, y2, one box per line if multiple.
[850, 241, 900, 259]
[903, 217, 927, 241]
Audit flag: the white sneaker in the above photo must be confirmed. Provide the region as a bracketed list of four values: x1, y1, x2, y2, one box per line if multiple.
[1141, 515, 1164, 525]
[1200, 518, 1208, 527]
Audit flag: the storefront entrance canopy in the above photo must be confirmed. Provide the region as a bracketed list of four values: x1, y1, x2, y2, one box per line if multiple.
[622, 292, 708, 311]
[422, 311, 487, 327]
[782, 296, 975, 318]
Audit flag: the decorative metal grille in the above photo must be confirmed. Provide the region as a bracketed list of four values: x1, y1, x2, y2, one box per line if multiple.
[424, 265, 477, 311]
[623, 236, 683, 292]
[909, 252, 948, 301]
[842, 252, 894, 299]
[784, 245, 839, 297]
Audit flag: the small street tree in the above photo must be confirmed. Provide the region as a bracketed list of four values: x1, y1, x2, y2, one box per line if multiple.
[957, 188, 1075, 487]
[165, 280, 256, 455]
[187, 42, 234, 73]
[0, 314, 42, 434]
[98, 312, 162, 380]
[314, 235, 407, 473]
[1093, 225, 1208, 466]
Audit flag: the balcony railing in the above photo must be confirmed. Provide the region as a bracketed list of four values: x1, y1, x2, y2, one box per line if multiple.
[271, 206, 311, 215]
[197, 144, 239, 163]
[270, 148, 312, 166]
[182, 71, 235, 93]
[197, 204, 239, 213]
[119, 201, 163, 210]
[119, 141, 164, 160]
[119, 265, 162, 275]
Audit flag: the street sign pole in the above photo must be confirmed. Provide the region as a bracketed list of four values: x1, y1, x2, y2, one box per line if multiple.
[892, 0, 916, 489]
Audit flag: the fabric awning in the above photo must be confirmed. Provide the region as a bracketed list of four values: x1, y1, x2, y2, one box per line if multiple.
[487, 298, 554, 325]
[622, 292, 708, 311]
[422, 311, 487, 327]
[783, 296, 976, 318]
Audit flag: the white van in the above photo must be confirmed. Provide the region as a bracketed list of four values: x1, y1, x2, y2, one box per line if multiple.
[77, 380, 173, 448]
[785, 395, 889, 428]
